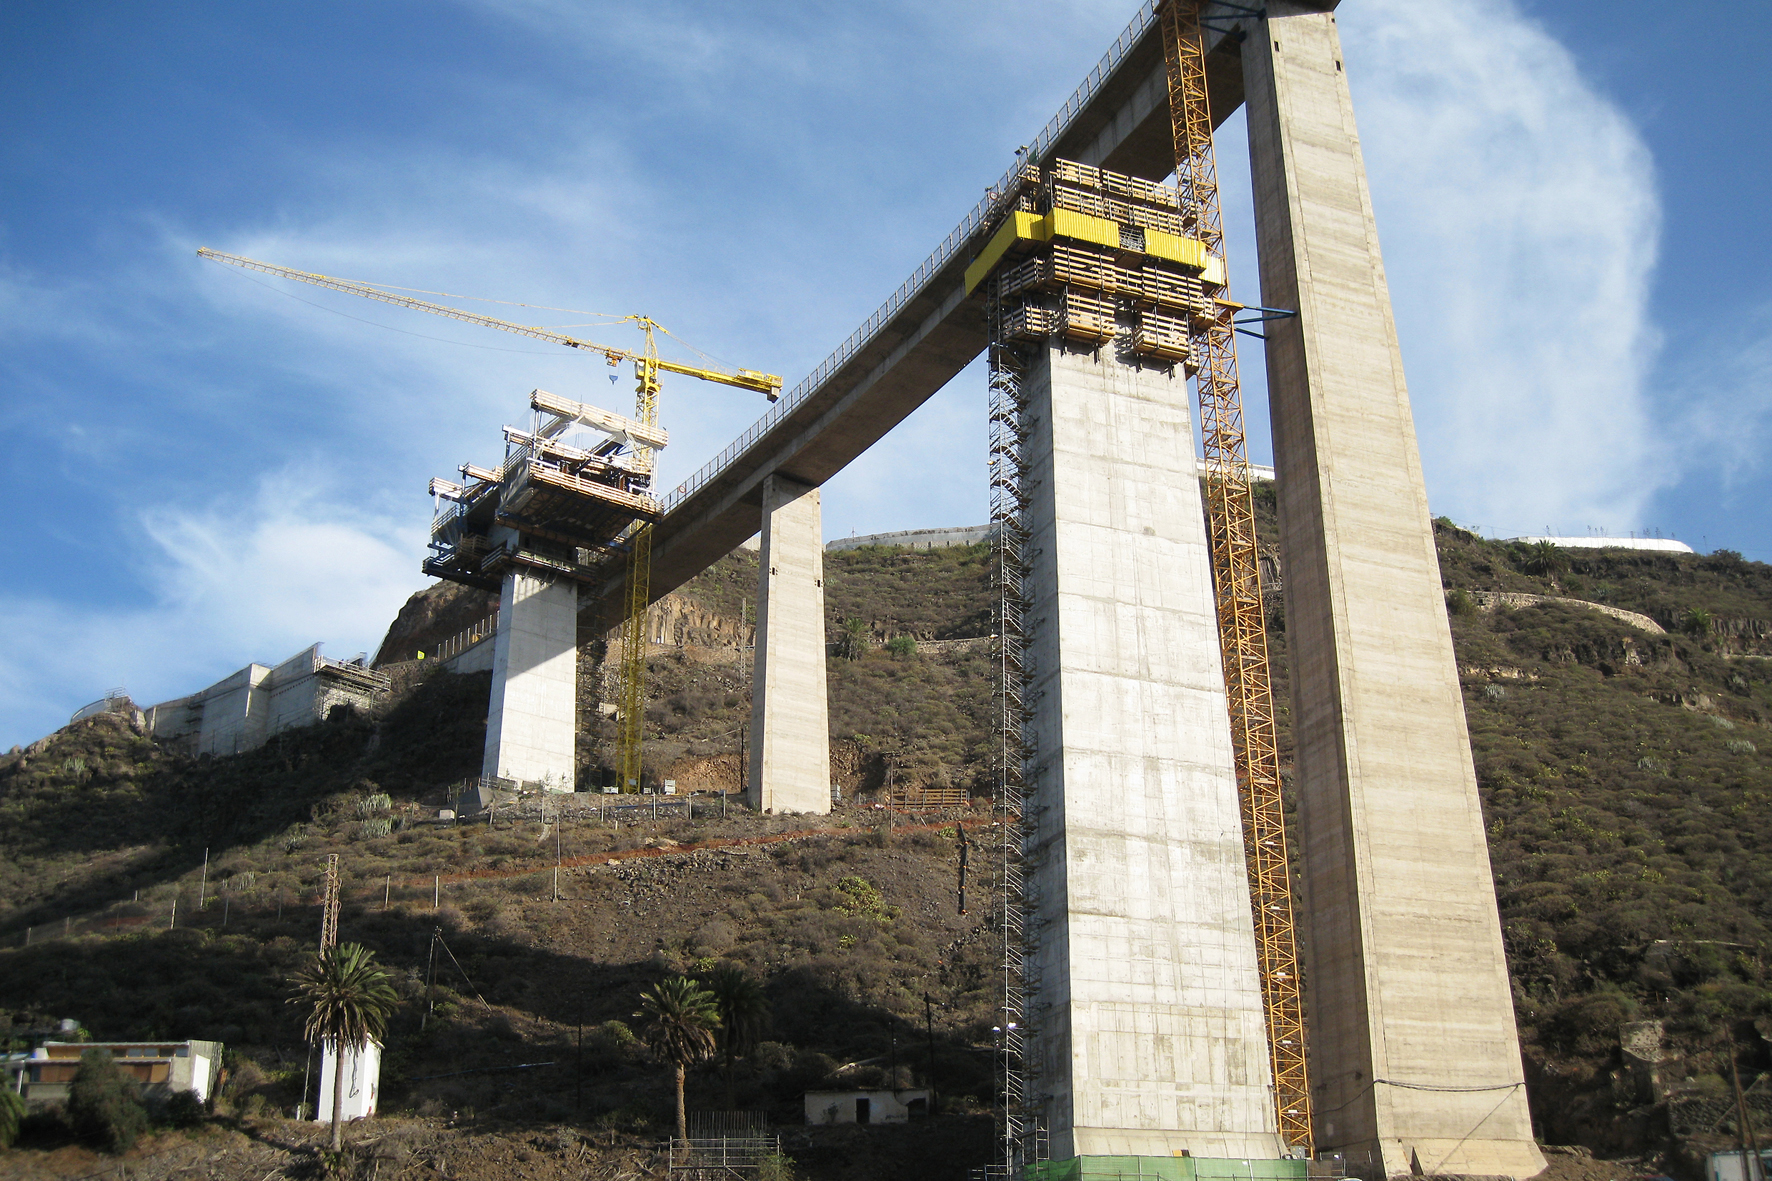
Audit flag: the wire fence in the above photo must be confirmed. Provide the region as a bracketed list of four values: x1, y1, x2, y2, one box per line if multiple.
[6, 804, 992, 951]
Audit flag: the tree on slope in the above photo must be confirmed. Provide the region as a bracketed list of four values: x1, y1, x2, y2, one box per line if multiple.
[67, 1049, 147, 1154]
[706, 963, 770, 1108]
[1520, 539, 1568, 579]
[636, 975, 721, 1144]
[0, 1087, 24, 1149]
[290, 942, 398, 1150]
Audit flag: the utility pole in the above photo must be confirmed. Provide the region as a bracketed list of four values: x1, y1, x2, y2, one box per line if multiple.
[421, 928, 439, 1032]
[198, 847, 209, 910]
[1731, 1032, 1764, 1181]
[924, 991, 938, 1109]
[320, 854, 340, 953]
[957, 827, 970, 916]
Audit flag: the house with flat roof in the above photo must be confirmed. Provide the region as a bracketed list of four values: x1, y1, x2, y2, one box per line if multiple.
[6, 1040, 222, 1109]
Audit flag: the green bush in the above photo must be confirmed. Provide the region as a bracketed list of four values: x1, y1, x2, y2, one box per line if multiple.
[757, 1151, 798, 1181]
[161, 1089, 206, 1129]
[68, 1049, 148, 1154]
[1445, 589, 1476, 616]
[0, 1087, 23, 1148]
[885, 636, 918, 658]
[356, 792, 393, 817]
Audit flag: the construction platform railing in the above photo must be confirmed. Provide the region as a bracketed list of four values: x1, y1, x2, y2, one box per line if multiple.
[433, 612, 499, 664]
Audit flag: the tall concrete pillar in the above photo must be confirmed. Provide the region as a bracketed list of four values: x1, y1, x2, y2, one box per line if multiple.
[1243, 6, 1544, 1177]
[747, 474, 831, 815]
[1023, 342, 1283, 1162]
[483, 565, 578, 792]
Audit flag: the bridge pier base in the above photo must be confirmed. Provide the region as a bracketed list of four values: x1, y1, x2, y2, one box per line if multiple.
[747, 474, 832, 814]
[482, 563, 578, 792]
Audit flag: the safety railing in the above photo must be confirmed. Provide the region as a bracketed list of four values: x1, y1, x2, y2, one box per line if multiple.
[434, 612, 499, 663]
[659, 1, 1160, 515]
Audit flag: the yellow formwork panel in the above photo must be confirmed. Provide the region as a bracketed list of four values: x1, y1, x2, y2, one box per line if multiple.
[1047, 207, 1121, 250]
[965, 208, 1213, 294]
[964, 211, 1052, 294]
[1145, 227, 1209, 270]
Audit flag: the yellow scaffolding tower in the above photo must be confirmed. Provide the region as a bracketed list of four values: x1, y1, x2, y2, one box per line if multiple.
[1161, 0, 1314, 1153]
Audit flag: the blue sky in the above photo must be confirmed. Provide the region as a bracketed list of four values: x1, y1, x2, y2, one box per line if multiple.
[3, 0, 1769, 749]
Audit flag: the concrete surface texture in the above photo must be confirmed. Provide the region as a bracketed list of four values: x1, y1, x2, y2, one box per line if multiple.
[747, 474, 832, 814]
[1243, 6, 1544, 1177]
[1021, 340, 1282, 1161]
[482, 566, 579, 792]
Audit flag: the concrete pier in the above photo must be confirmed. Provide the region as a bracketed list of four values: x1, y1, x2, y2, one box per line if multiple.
[1244, 6, 1544, 1177]
[747, 474, 832, 814]
[1022, 341, 1283, 1161]
[483, 565, 579, 792]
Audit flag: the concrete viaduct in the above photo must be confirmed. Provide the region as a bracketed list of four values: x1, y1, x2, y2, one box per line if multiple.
[476, 3, 1549, 1178]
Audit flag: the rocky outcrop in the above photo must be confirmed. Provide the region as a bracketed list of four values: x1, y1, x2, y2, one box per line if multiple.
[373, 582, 496, 667]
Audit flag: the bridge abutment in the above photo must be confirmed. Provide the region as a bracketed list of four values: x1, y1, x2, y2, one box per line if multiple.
[747, 474, 832, 814]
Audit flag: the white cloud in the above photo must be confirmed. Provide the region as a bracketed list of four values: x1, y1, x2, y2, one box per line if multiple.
[1680, 304, 1772, 483]
[1339, 0, 1662, 537]
[0, 472, 424, 749]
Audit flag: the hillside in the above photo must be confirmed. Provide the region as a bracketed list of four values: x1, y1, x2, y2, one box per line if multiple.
[3, 507, 1772, 1177]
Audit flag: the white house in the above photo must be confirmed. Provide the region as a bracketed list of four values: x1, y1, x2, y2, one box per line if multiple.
[803, 1088, 930, 1125]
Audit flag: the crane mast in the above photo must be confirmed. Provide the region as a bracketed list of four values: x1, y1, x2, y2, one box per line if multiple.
[199, 248, 780, 795]
[1162, 0, 1313, 1153]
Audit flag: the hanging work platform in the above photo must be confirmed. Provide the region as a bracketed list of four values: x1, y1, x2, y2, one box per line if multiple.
[424, 388, 665, 591]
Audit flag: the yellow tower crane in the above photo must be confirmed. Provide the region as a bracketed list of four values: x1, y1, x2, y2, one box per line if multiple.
[1159, 0, 1314, 1154]
[197, 247, 782, 796]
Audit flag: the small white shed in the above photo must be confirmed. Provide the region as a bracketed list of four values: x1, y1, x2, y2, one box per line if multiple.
[316, 1040, 381, 1123]
[804, 1088, 930, 1125]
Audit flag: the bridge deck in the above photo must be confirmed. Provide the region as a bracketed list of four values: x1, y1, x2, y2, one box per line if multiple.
[592, 3, 1246, 620]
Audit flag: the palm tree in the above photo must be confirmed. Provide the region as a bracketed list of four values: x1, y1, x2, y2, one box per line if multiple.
[635, 975, 721, 1143]
[706, 964, 770, 1108]
[837, 618, 870, 661]
[289, 942, 398, 1150]
[1520, 539, 1568, 579]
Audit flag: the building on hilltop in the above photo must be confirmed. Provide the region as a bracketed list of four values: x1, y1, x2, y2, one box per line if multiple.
[142, 644, 389, 757]
[1504, 534, 1695, 554]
